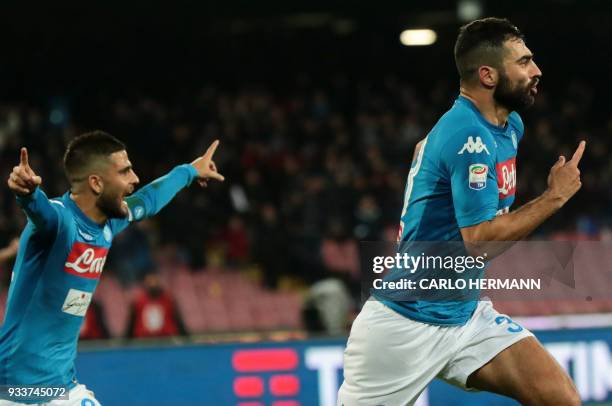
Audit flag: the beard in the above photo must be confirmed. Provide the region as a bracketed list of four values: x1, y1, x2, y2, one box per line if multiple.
[96, 189, 128, 219]
[494, 71, 537, 112]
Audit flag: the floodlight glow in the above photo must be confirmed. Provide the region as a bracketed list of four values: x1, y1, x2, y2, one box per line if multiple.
[399, 29, 437, 46]
[458, 0, 483, 21]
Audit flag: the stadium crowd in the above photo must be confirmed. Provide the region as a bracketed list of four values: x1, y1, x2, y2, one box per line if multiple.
[0, 75, 609, 334]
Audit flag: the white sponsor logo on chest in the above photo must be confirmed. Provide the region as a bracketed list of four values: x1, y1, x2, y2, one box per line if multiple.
[62, 288, 92, 317]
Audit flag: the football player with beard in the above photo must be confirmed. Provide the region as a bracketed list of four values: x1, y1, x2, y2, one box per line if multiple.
[1, 131, 223, 405]
[338, 17, 584, 406]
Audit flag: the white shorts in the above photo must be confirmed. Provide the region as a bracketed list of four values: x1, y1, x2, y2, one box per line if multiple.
[0, 384, 101, 406]
[337, 299, 533, 406]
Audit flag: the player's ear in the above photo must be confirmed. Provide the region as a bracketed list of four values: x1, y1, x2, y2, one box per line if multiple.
[478, 65, 497, 89]
[88, 174, 104, 196]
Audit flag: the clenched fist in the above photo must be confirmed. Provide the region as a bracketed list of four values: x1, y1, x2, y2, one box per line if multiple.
[7, 148, 42, 196]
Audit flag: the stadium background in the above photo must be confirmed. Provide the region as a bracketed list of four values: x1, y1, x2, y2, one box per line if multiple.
[0, 1, 611, 405]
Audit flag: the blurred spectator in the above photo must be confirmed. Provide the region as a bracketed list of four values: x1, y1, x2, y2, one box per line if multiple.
[106, 221, 156, 287]
[0, 238, 19, 289]
[0, 238, 18, 265]
[252, 204, 288, 288]
[321, 220, 359, 279]
[353, 195, 383, 240]
[126, 273, 186, 338]
[219, 215, 250, 266]
[302, 278, 352, 336]
[80, 300, 110, 340]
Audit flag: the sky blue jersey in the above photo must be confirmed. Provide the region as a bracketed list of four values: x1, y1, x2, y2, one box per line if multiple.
[0, 164, 198, 398]
[377, 95, 524, 325]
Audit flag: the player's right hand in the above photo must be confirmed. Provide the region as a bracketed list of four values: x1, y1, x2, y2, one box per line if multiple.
[190, 140, 225, 188]
[545, 140, 585, 205]
[7, 148, 42, 196]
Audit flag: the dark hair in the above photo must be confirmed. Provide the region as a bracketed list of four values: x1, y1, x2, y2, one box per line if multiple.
[454, 17, 524, 84]
[63, 130, 126, 182]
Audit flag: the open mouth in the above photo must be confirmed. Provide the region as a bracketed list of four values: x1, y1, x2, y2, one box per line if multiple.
[529, 80, 539, 96]
[119, 192, 129, 206]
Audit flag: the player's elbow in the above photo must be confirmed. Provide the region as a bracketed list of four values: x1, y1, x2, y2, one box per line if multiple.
[460, 223, 490, 256]
[460, 222, 488, 242]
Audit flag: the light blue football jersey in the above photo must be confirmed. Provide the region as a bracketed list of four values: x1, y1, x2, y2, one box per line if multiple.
[0, 164, 198, 400]
[375, 95, 523, 325]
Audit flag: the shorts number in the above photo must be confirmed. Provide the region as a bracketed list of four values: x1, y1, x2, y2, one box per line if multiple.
[495, 315, 523, 333]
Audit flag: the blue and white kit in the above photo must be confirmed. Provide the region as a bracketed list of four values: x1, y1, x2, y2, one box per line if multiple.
[338, 96, 534, 406]
[0, 164, 199, 405]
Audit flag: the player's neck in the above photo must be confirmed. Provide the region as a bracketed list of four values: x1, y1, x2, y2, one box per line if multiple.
[459, 88, 510, 128]
[69, 192, 108, 225]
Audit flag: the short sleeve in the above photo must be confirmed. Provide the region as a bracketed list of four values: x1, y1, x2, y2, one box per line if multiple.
[440, 126, 499, 228]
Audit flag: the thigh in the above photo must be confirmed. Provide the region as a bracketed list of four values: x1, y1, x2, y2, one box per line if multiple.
[441, 301, 578, 405]
[466, 336, 577, 403]
[440, 300, 534, 390]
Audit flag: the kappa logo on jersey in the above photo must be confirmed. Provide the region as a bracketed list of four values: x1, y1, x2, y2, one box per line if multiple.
[468, 164, 488, 190]
[64, 242, 109, 279]
[458, 136, 490, 155]
[77, 228, 94, 241]
[497, 157, 516, 198]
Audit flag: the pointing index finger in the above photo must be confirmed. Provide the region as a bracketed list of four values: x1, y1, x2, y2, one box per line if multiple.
[203, 140, 220, 160]
[20, 147, 29, 168]
[570, 140, 586, 166]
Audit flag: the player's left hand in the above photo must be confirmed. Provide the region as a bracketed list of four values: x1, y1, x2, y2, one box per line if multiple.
[190, 140, 225, 187]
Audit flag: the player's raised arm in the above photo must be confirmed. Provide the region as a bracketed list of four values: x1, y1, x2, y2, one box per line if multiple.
[120, 140, 224, 226]
[8, 148, 60, 234]
[461, 140, 586, 246]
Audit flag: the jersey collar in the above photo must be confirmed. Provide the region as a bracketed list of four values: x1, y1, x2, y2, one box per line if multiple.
[456, 95, 510, 134]
[62, 192, 106, 231]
